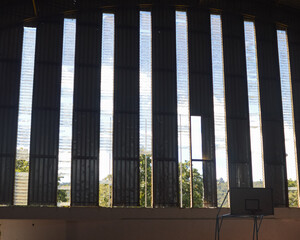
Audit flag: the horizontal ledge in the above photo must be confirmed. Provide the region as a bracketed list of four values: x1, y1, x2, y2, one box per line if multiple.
[0, 207, 299, 221]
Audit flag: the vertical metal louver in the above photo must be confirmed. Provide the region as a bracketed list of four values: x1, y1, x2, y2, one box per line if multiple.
[188, 9, 217, 207]
[28, 18, 63, 205]
[288, 24, 300, 206]
[256, 21, 287, 207]
[71, 12, 101, 206]
[0, 26, 23, 205]
[152, 6, 178, 207]
[222, 13, 252, 189]
[113, 7, 140, 206]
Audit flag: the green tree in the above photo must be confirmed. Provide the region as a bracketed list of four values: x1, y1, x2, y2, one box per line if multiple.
[140, 154, 152, 207]
[99, 174, 112, 207]
[217, 178, 229, 207]
[15, 159, 29, 172]
[288, 179, 298, 207]
[99, 157, 205, 208]
[57, 176, 68, 203]
[179, 160, 203, 208]
[190, 162, 204, 207]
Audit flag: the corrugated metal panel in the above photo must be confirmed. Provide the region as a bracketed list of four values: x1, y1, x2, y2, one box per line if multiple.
[152, 6, 178, 207]
[0, 26, 23, 204]
[71, 12, 101, 206]
[0, 2, 33, 28]
[288, 25, 300, 196]
[222, 13, 252, 188]
[28, 18, 64, 205]
[256, 20, 287, 207]
[113, 7, 139, 206]
[187, 9, 217, 207]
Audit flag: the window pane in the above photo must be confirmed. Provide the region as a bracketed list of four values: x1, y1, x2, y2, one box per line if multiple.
[191, 116, 202, 160]
[14, 27, 37, 206]
[192, 161, 204, 207]
[176, 11, 191, 208]
[277, 29, 299, 207]
[139, 11, 152, 207]
[210, 14, 229, 207]
[244, 21, 264, 188]
[99, 13, 115, 207]
[57, 19, 76, 206]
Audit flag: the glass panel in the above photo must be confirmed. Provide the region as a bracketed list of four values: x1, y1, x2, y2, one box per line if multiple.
[210, 14, 229, 207]
[277, 30, 299, 207]
[192, 161, 204, 207]
[244, 21, 264, 188]
[57, 18, 76, 206]
[139, 11, 152, 207]
[99, 13, 115, 207]
[14, 27, 37, 206]
[191, 116, 202, 160]
[176, 11, 191, 208]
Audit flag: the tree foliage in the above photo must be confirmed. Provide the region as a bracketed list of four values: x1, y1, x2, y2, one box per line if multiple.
[288, 179, 298, 207]
[217, 178, 228, 207]
[180, 160, 203, 208]
[99, 174, 112, 207]
[15, 159, 29, 172]
[95, 158, 299, 208]
[57, 176, 68, 203]
[140, 154, 152, 207]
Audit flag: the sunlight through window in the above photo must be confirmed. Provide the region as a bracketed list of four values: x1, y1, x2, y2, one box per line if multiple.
[176, 11, 191, 208]
[139, 11, 152, 207]
[14, 27, 37, 206]
[99, 13, 115, 207]
[277, 29, 299, 207]
[244, 21, 264, 188]
[210, 14, 229, 207]
[57, 18, 76, 206]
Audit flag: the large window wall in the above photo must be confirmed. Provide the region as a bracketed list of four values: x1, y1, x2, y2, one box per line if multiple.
[1, 7, 299, 208]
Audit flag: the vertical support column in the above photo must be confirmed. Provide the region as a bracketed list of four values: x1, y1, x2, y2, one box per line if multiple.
[256, 21, 287, 207]
[71, 12, 101, 206]
[222, 13, 252, 188]
[152, 6, 178, 207]
[28, 19, 63, 205]
[288, 24, 300, 201]
[0, 27, 23, 205]
[188, 9, 217, 207]
[113, 7, 140, 206]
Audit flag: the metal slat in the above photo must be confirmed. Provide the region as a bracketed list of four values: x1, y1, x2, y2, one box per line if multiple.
[0, 26, 23, 205]
[222, 13, 252, 189]
[188, 9, 217, 207]
[71, 12, 101, 206]
[113, 7, 139, 206]
[152, 6, 178, 207]
[256, 20, 287, 207]
[28, 18, 63, 205]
